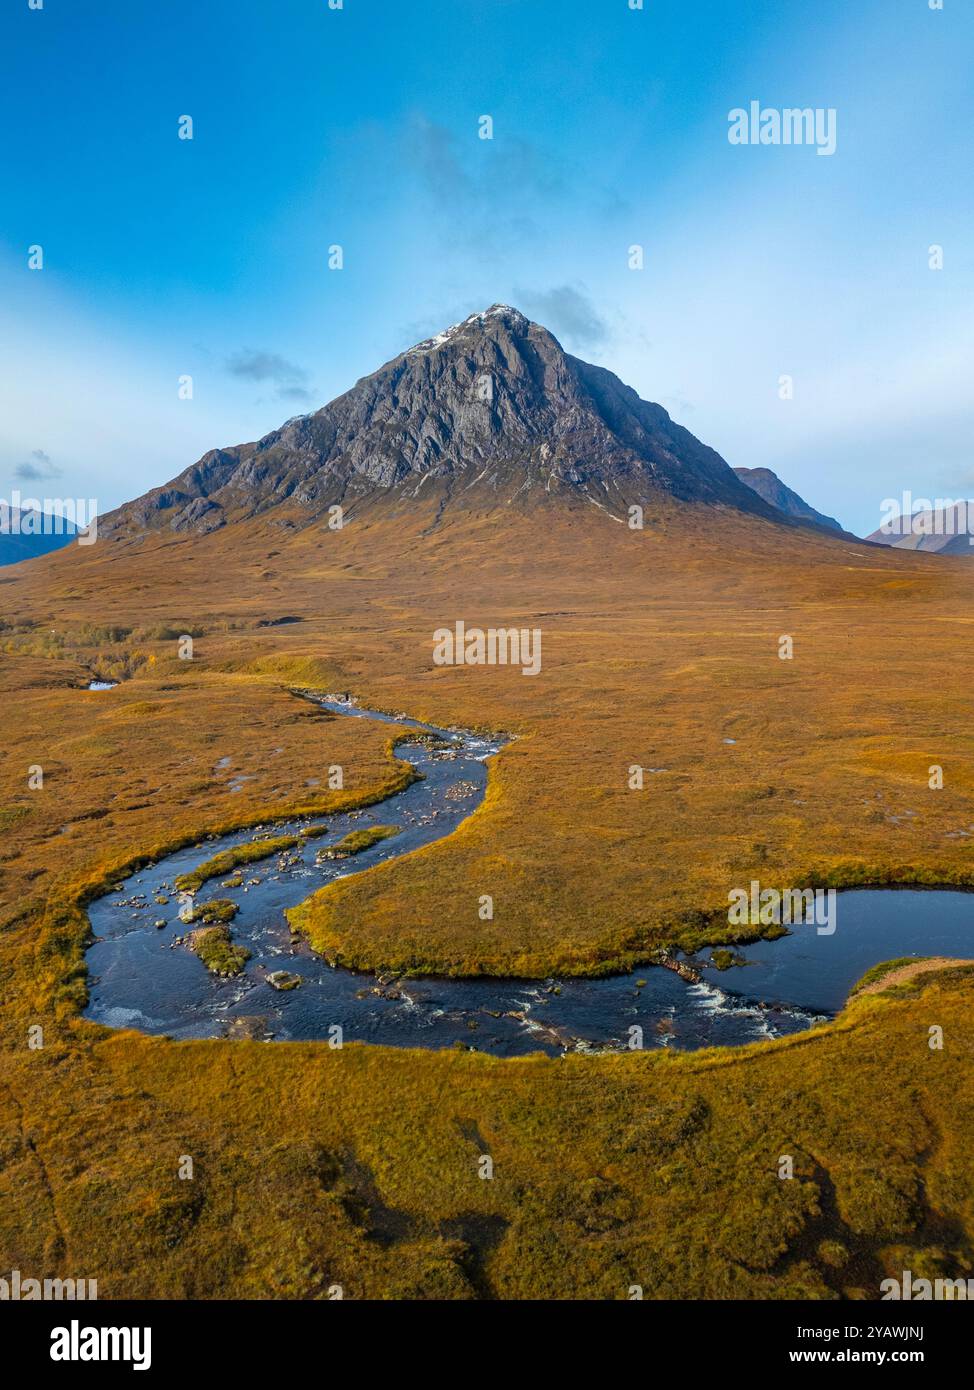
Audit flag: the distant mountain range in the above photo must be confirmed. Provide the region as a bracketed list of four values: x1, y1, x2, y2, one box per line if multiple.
[102, 305, 833, 540]
[866, 501, 974, 555]
[0, 505, 78, 567]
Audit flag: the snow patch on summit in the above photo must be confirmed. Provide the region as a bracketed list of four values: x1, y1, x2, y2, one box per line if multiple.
[408, 305, 526, 355]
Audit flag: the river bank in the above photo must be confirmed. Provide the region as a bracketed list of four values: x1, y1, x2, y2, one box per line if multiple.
[84, 698, 974, 1055]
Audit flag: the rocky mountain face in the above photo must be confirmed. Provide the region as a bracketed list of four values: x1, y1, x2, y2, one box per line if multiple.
[733, 467, 843, 532]
[105, 306, 786, 538]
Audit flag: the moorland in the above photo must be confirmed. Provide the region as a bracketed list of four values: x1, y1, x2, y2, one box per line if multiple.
[0, 496, 972, 1297]
[2, 307, 973, 1298]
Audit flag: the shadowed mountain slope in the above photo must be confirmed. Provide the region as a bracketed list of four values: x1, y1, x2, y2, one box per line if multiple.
[733, 466, 844, 533]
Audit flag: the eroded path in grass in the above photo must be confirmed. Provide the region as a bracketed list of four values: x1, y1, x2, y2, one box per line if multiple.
[84, 698, 974, 1055]
[855, 957, 974, 996]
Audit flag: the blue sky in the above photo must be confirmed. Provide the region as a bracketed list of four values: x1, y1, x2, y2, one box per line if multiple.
[1, 0, 971, 535]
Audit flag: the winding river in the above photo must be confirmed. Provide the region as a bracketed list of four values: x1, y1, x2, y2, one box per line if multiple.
[84, 697, 974, 1055]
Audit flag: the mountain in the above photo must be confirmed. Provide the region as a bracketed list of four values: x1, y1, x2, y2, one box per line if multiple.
[0, 505, 78, 566]
[733, 466, 843, 532]
[866, 501, 974, 556]
[104, 305, 795, 539]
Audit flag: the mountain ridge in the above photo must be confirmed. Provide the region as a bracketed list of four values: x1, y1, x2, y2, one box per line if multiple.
[733, 466, 844, 533]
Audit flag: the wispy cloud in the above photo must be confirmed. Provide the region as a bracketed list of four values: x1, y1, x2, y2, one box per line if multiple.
[515, 285, 609, 351]
[15, 448, 61, 481]
[403, 116, 623, 251]
[408, 118, 473, 208]
[396, 285, 613, 360]
[226, 349, 315, 403]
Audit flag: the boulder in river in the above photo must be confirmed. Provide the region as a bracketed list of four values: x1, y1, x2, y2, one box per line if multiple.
[267, 970, 302, 991]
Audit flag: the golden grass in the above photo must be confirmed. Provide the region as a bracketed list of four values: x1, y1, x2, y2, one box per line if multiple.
[189, 923, 250, 976]
[312, 825, 400, 862]
[175, 837, 302, 894]
[1, 493, 973, 1296]
[0, 971, 971, 1298]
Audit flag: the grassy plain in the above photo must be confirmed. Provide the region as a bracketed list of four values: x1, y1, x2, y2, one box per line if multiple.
[1, 492, 972, 1296]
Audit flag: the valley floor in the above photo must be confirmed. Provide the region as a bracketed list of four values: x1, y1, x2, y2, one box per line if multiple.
[1, 496, 972, 1297]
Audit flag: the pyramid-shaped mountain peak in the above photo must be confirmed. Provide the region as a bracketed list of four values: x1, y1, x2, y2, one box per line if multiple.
[105, 305, 778, 537]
